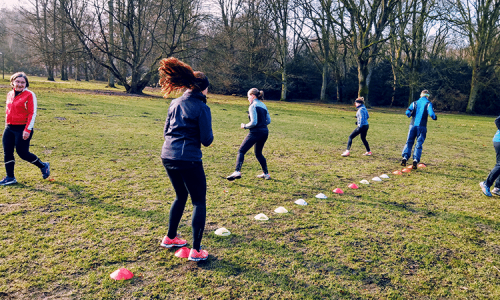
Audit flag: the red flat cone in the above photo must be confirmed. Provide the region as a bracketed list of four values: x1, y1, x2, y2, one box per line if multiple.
[333, 188, 344, 194]
[348, 183, 358, 189]
[110, 268, 134, 280]
[174, 247, 190, 258]
[402, 168, 411, 173]
[417, 163, 426, 168]
[393, 170, 402, 175]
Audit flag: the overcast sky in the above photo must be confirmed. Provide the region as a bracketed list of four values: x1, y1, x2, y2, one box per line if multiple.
[1, 0, 28, 9]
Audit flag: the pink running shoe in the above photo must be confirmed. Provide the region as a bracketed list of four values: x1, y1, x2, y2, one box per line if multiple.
[160, 235, 187, 248]
[188, 248, 208, 261]
[341, 150, 350, 157]
[363, 151, 372, 156]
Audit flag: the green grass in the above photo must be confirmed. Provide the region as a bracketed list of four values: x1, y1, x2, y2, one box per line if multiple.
[1, 77, 499, 299]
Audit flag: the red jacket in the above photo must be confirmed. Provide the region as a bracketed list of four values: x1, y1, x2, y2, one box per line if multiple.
[6, 88, 37, 134]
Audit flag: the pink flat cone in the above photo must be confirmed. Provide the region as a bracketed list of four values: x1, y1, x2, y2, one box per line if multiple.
[333, 188, 344, 194]
[393, 170, 402, 175]
[174, 247, 190, 258]
[348, 183, 358, 189]
[417, 163, 426, 168]
[110, 268, 134, 280]
[402, 168, 411, 173]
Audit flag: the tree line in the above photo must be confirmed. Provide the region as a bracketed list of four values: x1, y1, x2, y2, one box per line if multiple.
[0, 0, 499, 114]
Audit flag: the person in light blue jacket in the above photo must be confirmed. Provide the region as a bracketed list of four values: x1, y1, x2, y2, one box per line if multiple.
[479, 115, 500, 197]
[227, 88, 271, 180]
[401, 90, 437, 169]
[341, 97, 371, 157]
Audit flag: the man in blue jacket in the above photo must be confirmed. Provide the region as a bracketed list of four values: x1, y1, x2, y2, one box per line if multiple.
[401, 90, 437, 169]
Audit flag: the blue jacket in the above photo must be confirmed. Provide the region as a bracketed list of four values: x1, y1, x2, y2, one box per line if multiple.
[356, 104, 369, 127]
[406, 97, 437, 127]
[493, 116, 500, 142]
[243, 99, 271, 132]
[161, 91, 213, 161]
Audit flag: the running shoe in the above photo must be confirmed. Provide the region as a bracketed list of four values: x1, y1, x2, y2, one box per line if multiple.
[401, 158, 407, 166]
[41, 162, 50, 179]
[188, 248, 208, 261]
[480, 181, 492, 197]
[226, 171, 242, 181]
[0, 176, 17, 186]
[256, 173, 271, 180]
[363, 152, 372, 156]
[412, 160, 418, 169]
[492, 187, 500, 196]
[160, 235, 187, 248]
[341, 150, 350, 157]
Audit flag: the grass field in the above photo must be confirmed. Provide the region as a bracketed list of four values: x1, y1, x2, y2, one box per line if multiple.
[0, 77, 499, 299]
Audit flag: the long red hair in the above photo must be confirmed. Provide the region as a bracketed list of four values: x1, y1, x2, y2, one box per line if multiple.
[158, 57, 207, 97]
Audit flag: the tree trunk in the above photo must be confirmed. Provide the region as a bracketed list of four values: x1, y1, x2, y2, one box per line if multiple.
[107, 0, 115, 88]
[357, 57, 370, 104]
[320, 63, 328, 102]
[466, 68, 480, 113]
[281, 67, 287, 101]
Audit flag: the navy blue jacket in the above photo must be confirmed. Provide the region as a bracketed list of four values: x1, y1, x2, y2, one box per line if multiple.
[406, 97, 437, 127]
[161, 91, 213, 161]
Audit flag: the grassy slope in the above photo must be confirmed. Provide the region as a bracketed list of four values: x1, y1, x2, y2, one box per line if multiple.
[0, 77, 499, 299]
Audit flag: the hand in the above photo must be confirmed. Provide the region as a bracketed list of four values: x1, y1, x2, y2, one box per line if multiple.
[240, 123, 245, 129]
[22, 131, 30, 140]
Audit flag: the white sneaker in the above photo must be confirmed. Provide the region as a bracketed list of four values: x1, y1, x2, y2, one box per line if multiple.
[226, 171, 241, 181]
[341, 150, 350, 157]
[492, 187, 500, 196]
[256, 173, 271, 180]
[363, 151, 372, 156]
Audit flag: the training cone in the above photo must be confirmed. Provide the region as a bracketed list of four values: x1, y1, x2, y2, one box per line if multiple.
[402, 168, 411, 173]
[294, 199, 308, 205]
[348, 183, 359, 189]
[360, 179, 370, 185]
[254, 213, 269, 220]
[393, 170, 402, 175]
[372, 177, 382, 182]
[174, 247, 190, 258]
[417, 163, 426, 168]
[380, 174, 390, 179]
[274, 206, 288, 213]
[333, 188, 344, 194]
[315, 193, 327, 199]
[110, 268, 134, 280]
[214, 227, 231, 236]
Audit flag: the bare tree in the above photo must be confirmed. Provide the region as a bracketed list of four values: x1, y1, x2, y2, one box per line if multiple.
[447, 0, 500, 113]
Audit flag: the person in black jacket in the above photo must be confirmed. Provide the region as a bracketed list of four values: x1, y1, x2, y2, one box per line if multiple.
[158, 57, 213, 262]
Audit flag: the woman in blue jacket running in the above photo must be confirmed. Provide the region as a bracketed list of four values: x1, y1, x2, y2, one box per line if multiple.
[158, 57, 213, 262]
[480, 115, 500, 197]
[341, 97, 371, 157]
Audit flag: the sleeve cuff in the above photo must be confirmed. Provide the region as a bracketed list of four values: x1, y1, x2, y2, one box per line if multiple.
[24, 129, 31, 134]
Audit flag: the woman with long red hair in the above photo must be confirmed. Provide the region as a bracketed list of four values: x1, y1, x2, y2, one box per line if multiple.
[158, 57, 213, 261]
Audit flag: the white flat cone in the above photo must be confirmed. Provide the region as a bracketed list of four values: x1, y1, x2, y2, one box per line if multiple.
[360, 180, 370, 184]
[254, 213, 269, 220]
[294, 199, 308, 205]
[274, 206, 288, 213]
[380, 174, 390, 179]
[372, 177, 382, 182]
[214, 227, 231, 236]
[316, 193, 327, 199]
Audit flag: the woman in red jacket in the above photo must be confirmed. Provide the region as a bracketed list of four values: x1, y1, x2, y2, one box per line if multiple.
[1, 72, 50, 185]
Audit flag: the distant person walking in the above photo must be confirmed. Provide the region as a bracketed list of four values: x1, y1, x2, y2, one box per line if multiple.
[226, 88, 271, 181]
[341, 97, 371, 157]
[479, 115, 500, 197]
[401, 90, 437, 169]
[158, 57, 213, 261]
[1, 72, 50, 186]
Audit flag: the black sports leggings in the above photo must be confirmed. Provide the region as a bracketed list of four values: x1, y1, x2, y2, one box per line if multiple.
[3, 125, 44, 177]
[347, 125, 370, 151]
[235, 131, 268, 174]
[163, 160, 206, 251]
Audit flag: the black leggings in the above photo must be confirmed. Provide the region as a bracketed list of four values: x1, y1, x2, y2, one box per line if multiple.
[235, 131, 268, 174]
[347, 125, 370, 151]
[163, 160, 206, 251]
[3, 125, 44, 178]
